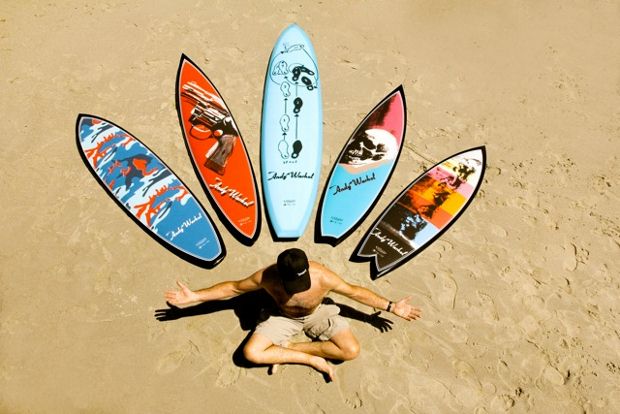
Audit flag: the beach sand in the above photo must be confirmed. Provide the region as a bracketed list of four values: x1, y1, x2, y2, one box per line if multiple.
[1, 1, 619, 412]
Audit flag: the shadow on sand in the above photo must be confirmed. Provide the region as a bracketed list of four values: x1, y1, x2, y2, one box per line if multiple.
[154, 291, 395, 369]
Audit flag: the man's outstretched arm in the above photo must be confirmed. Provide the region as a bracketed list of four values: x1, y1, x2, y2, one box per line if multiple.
[325, 266, 422, 321]
[164, 269, 263, 307]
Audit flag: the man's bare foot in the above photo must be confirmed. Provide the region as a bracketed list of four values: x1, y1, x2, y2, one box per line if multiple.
[269, 342, 290, 375]
[309, 356, 335, 382]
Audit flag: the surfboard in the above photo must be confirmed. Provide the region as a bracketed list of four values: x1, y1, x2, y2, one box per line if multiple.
[76, 114, 226, 267]
[261, 24, 322, 240]
[352, 147, 486, 278]
[316, 86, 406, 246]
[175, 54, 261, 246]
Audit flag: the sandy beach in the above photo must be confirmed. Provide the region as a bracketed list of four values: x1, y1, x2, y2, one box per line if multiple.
[1, 1, 619, 412]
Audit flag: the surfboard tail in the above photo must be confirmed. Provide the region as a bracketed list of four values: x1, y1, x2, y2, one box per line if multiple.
[352, 146, 487, 279]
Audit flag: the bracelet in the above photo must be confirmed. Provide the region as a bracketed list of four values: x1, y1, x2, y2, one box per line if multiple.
[386, 301, 393, 312]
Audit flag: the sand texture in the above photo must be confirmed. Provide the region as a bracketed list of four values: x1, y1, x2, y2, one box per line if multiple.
[1, 1, 619, 413]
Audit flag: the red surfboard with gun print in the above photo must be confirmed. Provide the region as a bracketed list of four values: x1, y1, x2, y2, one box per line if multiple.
[175, 54, 261, 246]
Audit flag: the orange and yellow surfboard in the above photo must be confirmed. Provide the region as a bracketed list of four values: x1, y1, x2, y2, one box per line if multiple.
[353, 147, 486, 278]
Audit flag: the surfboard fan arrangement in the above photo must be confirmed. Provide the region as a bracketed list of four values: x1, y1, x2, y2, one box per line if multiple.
[176, 54, 261, 246]
[75, 24, 489, 276]
[76, 114, 226, 267]
[261, 23, 323, 240]
[316, 86, 406, 246]
[352, 147, 486, 278]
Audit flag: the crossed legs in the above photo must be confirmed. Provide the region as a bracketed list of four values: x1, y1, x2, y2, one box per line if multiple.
[243, 328, 360, 381]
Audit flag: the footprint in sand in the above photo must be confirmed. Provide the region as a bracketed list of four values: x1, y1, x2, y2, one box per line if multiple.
[447, 323, 469, 344]
[452, 359, 482, 390]
[543, 365, 566, 385]
[156, 341, 201, 375]
[427, 273, 458, 310]
[490, 394, 516, 412]
[522, 295, 552, 321]
[496, 359, 511, 384]
[361, 373, 385, 400]
[552, 68, 583, 102]
[156, 350, 186, 375]
[344, 392, 363, 409]
[215, 360, 241, 387]
[606, 361, 619, 374]
[476, 291, 499, 323]
[518, 315, 540, 338]
[562, 242, 590, 271]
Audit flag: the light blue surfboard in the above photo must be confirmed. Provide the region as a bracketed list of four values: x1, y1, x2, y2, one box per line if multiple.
[76, 114, 225, 267]
[317, 86, 406, 246]
[261, 24, 322, 239]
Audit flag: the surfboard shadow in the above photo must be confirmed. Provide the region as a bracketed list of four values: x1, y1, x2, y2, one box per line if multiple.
[313, 171, 340, 246]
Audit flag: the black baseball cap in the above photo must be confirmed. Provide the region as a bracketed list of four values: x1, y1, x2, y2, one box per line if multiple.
[277, 248, 311, 294]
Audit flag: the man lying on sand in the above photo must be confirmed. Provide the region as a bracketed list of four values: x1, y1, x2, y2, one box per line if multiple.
[165, 248, 422, 381]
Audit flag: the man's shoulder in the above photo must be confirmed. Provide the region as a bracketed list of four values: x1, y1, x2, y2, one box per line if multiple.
[309, 260, 330, 274]
[309, 261, 341, 286]
[309, 260, 322, 268]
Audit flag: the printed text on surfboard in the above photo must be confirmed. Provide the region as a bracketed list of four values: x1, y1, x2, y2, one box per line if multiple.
[329, 172, 376, 196]
[209, 177, 255, 208]
[267, 171, 315, 181]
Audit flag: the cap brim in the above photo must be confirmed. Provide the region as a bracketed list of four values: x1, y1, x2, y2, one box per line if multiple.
[283, 274, 311, 295]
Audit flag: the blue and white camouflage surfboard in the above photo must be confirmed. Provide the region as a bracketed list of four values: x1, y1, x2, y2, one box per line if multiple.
[76, 114, 225, 267]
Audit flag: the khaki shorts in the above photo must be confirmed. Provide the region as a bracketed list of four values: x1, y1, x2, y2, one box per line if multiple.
[255, 304, 349, 345]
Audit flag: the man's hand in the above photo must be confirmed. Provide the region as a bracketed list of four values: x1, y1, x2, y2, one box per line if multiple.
[391, 297, 422, 321]
[164, 281, 200, 307]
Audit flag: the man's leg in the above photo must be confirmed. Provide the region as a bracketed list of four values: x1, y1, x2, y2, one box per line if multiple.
[287, 328, 360, 361]
[243, 332, 335, 381]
